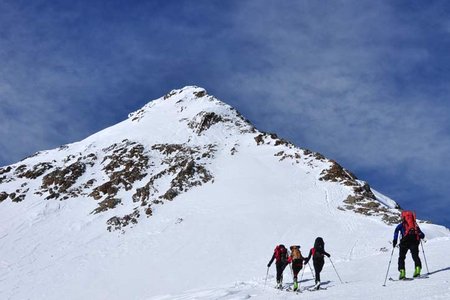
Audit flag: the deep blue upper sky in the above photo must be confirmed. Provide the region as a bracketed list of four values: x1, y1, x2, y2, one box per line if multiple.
[1, 0, 449, 228]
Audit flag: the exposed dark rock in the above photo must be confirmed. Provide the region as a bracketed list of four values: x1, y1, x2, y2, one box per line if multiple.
[344, 195, 363, 204]
[92, 198, 121, 214]
[129, 143, 215, 223]
[0, 166, 12, 175]
[254, 134, 265, 145]
[163, 90, 178, 100]
[274, 138, 290, 147]
[161, 188, 178, 201]
[188, 112, 223, 135]
[353, 182, 376, 200]
[254, 132, 292, 147]
[14, 165, 27, 175]
[274, 150, 303, 163]
[152, 143, 184, 156]
[303, 149, 312, 156]
[41, 162, 87, 197]
[90, 140, 149, 213]
[58, 145, 69, 151]
[319, 161, 357, 183]
[342, 191, 399, 224]
[106, 209, 140, 232]
[17, 162, 53, 179]
[383, 214, 401, 224]
[0, 192, 8, 202]
[90, 181, 119, 200]
[11, 194, 26, 202]
[193, 90, 207, 98]
[230, 146, 238, 155]
[160, 159, 213, 201]
[313, 152, 326, 161]
[145, 207, 153, 216]
[45, 192, 60, 200]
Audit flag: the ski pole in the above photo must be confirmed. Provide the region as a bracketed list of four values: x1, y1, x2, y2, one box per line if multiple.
[264, 267, 269, 289]
[328, 257, 344, 284]
[420, 240, 430, 274]
[307, 261, 316, 281]
[299, 263, 306, 289]
[383, 247, 395, 286]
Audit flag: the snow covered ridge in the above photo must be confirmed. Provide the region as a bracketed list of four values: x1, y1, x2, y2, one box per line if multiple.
[0, 86, 403, 231]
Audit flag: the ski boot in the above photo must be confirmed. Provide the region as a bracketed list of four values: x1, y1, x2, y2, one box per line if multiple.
[276, 279, 282, 289]
[293, 279, 298, 291]
[314, 281, 321, 290]
[399, 269, 406, 280]
[413, 266, 421, 278]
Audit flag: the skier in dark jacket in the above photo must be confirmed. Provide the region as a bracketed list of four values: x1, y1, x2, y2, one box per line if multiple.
[267, 244, 289, 289]
[304, 237, 330, 290]
[393, 215, 425, 279]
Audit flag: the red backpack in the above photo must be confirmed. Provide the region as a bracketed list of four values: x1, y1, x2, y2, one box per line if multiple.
[274, 245, 288, 262]
[401, 210, 419, 240]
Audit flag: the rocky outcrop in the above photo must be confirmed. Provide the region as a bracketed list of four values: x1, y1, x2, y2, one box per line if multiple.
[41, 162, 87, 200]
[319, 161, 400, 224]
[188, 112, 224, 135]
[319, 161, 356, 185]
[254, 132, 292, 147]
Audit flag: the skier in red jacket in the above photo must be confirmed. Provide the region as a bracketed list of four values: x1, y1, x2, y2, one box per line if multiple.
[267, 244, 289, 289]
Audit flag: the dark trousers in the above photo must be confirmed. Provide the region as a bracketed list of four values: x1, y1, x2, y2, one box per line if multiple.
[292, 260, 303, 281]
[276, 261, 288, 283]
[313, 259, 324, 283]
[398, 235, 422, 271]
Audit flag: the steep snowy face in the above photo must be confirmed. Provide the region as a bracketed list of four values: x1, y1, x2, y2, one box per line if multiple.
[0, 86, 402, 232]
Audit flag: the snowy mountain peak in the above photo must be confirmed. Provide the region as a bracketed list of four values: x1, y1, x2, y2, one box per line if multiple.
[162, 85, 208, 101]
[1, 86, 405, 232]
[126, 85, 255, 140]
[128, 86, 208, 119]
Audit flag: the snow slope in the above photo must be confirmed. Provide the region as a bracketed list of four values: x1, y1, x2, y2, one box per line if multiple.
[0, 86, 449, 300]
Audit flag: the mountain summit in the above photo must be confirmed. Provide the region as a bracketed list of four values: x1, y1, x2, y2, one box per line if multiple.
[0, 86, 400, 231]
[1, 86, 449, 299]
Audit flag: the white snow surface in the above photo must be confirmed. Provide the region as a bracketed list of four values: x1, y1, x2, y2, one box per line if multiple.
[1, 86, 449, 299]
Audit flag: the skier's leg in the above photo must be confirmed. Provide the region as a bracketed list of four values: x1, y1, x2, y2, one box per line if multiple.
[293, 262, 300, 278]
[275, 262, 282, 286]
[292, 263, 300, 290]
[410, 242, 422, 268]
[313, 260, 323, 284]
[410, 241, 422, 277]
[398, 243, 408, 271]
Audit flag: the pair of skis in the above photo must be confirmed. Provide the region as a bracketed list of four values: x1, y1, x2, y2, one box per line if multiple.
[388, 274, 429, 282]
[279, 284, 328, 293]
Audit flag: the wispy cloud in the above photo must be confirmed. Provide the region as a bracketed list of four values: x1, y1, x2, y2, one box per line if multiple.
[218, 1, 450, 224]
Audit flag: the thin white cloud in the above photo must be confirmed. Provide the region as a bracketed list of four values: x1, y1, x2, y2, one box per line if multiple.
[220, 1, 450, 211]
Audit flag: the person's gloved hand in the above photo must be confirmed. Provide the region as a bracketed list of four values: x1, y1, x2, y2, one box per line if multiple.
[267, 263, 271, 268]
[393, 240, 397, 247]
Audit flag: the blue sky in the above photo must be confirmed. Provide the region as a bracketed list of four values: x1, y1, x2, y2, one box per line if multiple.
[1, 0, 449, 228]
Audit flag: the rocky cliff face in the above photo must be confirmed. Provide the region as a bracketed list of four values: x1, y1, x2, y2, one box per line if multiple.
[0, 86, 402, 231]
